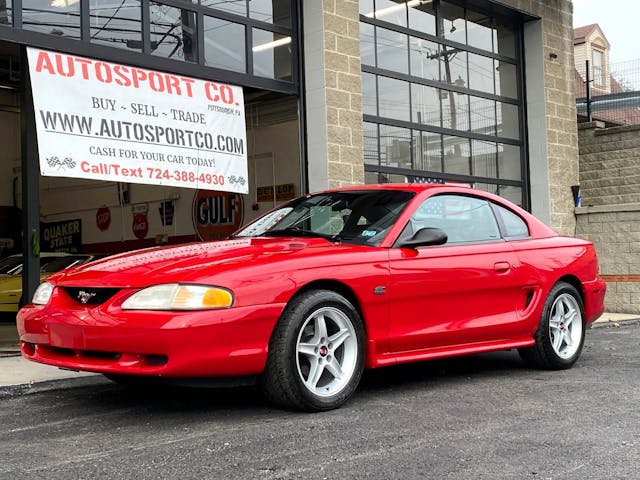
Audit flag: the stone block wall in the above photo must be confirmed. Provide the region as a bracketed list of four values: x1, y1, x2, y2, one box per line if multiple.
[576, 122, 640, 313]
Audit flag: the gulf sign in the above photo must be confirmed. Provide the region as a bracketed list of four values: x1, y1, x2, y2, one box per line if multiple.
[192, 190, 244, 241]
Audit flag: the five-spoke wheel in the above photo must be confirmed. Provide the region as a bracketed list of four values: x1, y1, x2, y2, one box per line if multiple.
[519, 282, 586, 370]
[260, 290, 364, 411]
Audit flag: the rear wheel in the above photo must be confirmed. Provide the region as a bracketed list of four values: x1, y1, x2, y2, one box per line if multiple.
[259, 290, 365, 411]
[519, 282, 585, 369]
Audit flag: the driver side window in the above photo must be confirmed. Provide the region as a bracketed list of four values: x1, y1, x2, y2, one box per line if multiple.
[405, 194, 501, 244]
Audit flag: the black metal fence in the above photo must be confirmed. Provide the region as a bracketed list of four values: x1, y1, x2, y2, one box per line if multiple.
[576, 59, 640, 126]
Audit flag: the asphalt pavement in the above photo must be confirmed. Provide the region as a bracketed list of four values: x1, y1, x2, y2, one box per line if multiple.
[0, 320, 639, 479]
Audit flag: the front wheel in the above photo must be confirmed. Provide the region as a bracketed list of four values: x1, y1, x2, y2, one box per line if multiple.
[519, 282, 586, 370]
[259, 290, 365, 411]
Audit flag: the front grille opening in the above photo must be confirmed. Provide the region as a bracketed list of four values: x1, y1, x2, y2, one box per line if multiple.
[82, 350, 122, 360]
[63, 287, 120, 305]
[145, 355, 168, 366]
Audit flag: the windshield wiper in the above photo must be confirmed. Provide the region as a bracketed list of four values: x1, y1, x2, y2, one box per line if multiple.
[261, 228, 340, 241]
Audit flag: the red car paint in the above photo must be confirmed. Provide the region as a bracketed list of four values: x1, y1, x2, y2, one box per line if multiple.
[17, 184, 606, 378]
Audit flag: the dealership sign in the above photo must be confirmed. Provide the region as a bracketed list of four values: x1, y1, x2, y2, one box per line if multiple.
[27, 48, 248, 194]
[41, 219, 82, 252]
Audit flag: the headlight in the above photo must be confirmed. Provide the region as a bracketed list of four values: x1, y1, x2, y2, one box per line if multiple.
[121, 284, 233, 310]
[32, 282, 54, 305]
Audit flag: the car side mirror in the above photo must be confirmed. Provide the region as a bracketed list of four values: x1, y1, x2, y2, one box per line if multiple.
[399, 227, 447, 249]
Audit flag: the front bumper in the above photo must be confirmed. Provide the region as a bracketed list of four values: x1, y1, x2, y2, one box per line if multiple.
[17, 300, 285, 378]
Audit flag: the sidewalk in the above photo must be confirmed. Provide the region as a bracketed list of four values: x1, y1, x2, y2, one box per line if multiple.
[1, 313, 638, 396]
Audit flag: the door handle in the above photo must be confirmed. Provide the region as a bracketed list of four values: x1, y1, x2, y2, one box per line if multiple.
[494, 261, 511, 272]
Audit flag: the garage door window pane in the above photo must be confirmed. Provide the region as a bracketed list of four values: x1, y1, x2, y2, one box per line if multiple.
[253, 28, 292, 80]
[150, 3, 197, 63]
[204, 17, 245, 72]
[380, 124, 411, 169]
[249, 0, 290, 27]
[201, 0, 246, 16]
[378, 76, 410, 121]
[23, 0, 80, 38]
[90, 0, 141, 50]
[377, 27, 408, 74]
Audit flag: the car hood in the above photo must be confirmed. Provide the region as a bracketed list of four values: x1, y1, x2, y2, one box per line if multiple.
[48, 237, 372, 288]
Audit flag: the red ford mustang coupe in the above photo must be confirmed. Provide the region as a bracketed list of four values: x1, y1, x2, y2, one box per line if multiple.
[17, 184, 606, 411]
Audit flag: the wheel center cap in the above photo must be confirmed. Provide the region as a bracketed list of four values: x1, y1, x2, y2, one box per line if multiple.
[560, 322, 565, 330]
[319, 346, 328, 357]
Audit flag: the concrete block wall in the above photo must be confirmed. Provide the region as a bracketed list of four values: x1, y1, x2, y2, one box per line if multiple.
[576, 122, 640, 313]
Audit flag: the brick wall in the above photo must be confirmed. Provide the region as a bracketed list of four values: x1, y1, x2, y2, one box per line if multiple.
[576, 121, 640, 313]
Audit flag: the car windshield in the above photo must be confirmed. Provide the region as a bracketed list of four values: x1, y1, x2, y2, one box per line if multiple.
[0, 256, 23, 275]
[40, 256, 88, 273]
[235, 190, 415, 246]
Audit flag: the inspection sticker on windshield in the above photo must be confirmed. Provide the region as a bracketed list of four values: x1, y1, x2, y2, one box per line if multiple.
[362, 230, 377, 237]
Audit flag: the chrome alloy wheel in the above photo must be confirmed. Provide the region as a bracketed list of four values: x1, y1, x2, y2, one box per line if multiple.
[548, 293, 583, 359]
[295, 306, 358, 397]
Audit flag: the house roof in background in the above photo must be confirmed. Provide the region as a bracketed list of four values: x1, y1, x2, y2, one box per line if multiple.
[574, 23, 610, 47]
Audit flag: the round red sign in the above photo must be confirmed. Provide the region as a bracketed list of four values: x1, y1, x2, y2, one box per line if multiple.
[96, 207, 111, 231]
[192, 190, 244, 241]
[132, 213, 149, 239]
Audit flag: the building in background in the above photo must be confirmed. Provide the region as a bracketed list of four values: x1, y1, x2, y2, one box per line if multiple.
[0, 0, 580, 304]
[573, 23, 640, 313]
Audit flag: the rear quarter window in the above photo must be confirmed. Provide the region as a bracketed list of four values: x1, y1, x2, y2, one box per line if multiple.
[494, 204, 530, 239]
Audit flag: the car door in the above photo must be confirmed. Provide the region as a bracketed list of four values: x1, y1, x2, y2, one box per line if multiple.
[387, 193, 530, 353]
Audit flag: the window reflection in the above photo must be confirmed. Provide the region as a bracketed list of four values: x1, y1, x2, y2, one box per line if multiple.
[411, 83, 440, 126]
[370, 0, 407, 27]
[201, 0, 246, 16]
[249, 0, 290, 27]
[498, 143, 521, 180]
[363, 121, 379, 165]
[497, 101, 520, 140]
[466, 9, 493, 53]
[90, 0, 141, 51]
[439, 1, 465, 43]
[468, 52, 494, 94]
[204, 16, 245, 72]
[377, 76, 410, 121]
[470, 96, 495, 136]
[150, 2, 197, 62]
[442, 91, 469, 131]
[380, 124, 411, 169]
[252, 28, 291, 80]
[409, 37, 439, 81]
[408, 0, 435, 35]
[376, 27, 407, 73]
[495, 61, 517, 98]
[362, 72, 377, 116]
[471, 140, 497, 177]
[360, 22, 375, 67]
[443, 135, 470, 175]
[0, 0, 11, 25]
[413, 130, 442, 172]
[23, 0, 81, 38]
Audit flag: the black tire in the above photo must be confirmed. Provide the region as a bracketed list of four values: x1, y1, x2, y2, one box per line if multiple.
[519, 282, 586, 370]
[259, 289, 365, 412]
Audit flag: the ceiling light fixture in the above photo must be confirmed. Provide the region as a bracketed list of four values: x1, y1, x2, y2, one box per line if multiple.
[252, 36, 291, 52]
[365, 0, 431, 19]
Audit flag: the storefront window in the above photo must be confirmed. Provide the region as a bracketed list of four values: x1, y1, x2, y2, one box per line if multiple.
[201, 0, 246, 17]
[90, 0, 142, 51]
[150, 2, 197, 63]
[0, 0, 11, 25]
[23, 0, 81, 39]
[204, 16, 245, 72]
[252, 28, 292, 80]
[361, 0, 526, 206]
[249, 0, 290, 27]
